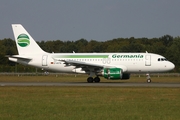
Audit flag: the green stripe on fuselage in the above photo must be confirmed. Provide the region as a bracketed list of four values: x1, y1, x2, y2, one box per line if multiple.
[53, 55, 109, 58]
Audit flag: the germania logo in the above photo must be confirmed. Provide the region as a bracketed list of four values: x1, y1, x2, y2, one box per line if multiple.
[112, 54, 143, 58]
[17, 34, 30, 47]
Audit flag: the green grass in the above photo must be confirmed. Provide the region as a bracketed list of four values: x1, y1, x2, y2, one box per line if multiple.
[0, 75, 180, 120]
[0, 87, 180, 120]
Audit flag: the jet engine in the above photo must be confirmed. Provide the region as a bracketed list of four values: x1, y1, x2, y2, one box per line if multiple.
[97, 68, 130, 80]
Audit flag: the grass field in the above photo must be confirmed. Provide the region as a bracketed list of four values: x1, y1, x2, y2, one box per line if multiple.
[0, 75, 180, 120]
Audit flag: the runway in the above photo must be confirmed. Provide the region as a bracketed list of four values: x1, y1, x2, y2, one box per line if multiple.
[0, 82, 180, 87]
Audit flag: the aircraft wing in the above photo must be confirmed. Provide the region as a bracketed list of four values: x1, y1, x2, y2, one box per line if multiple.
[58, 60, 129, 73]
[60, 60, 104, 69]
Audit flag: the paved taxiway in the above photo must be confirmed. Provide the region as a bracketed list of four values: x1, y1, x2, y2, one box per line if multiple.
[0, 82, 180, 87]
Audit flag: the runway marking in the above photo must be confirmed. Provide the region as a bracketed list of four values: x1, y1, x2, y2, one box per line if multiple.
[0, 82, 180, 87]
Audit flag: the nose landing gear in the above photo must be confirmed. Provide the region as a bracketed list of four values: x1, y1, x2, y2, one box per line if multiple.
[146, 74, 151, 83]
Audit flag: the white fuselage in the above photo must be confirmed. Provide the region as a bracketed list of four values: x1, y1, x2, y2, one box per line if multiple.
[10, 53, 174, 74]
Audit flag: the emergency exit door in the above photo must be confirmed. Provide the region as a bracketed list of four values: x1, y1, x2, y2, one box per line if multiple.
[145, 55, 151, 66]
[42, 55, 48, 66]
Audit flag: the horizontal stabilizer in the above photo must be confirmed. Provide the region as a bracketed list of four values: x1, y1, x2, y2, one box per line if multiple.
[6, 55, 32, 60]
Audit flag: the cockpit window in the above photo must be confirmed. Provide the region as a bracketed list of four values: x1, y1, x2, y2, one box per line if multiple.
[158, 58, 167, 61]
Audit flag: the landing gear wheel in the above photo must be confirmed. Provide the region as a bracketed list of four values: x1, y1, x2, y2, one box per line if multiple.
[94, 77, 100, 83]
[87, 77, 94, 83]
[146, 73, 151, 83]
[147, 79, 151, 83]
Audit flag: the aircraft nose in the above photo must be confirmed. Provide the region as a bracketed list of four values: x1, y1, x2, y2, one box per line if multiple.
[168, 62, 175, 70]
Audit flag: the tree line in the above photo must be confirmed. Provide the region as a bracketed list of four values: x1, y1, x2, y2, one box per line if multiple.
[0, 34, 180, 72]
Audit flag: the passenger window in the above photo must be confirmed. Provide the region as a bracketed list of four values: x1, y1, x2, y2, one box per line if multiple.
[158, 58, 160, 61]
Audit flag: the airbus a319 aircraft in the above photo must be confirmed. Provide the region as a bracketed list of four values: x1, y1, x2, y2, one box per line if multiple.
[8, 24, 175, 83]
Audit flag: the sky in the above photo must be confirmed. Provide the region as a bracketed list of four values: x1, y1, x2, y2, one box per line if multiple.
[0, 0, 180, 41]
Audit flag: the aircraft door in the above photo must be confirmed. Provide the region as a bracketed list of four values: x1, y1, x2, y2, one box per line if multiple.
[145, 55, 151, 66]
[42, 55, 48, 66]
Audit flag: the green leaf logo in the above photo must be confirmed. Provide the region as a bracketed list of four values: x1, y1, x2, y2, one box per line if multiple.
[17, 34, 30, 47]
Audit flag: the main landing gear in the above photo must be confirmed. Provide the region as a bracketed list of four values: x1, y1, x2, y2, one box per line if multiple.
[146, 74, 151, 83]
[87, 76, 100, 83]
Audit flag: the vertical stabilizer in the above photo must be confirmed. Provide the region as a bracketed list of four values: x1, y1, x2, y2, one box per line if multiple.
[12, 24, 46, 55]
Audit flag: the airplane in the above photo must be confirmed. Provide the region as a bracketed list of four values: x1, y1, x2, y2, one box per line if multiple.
[8, 24, 175, 83]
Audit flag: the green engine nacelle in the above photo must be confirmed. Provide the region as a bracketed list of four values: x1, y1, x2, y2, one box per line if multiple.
[103, 68, 123, 79]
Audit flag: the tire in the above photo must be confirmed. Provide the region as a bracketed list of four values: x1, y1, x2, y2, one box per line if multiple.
[147, 79, 151, 83]
[87, 77, 94, 83]
[94, 77, 100, 83]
